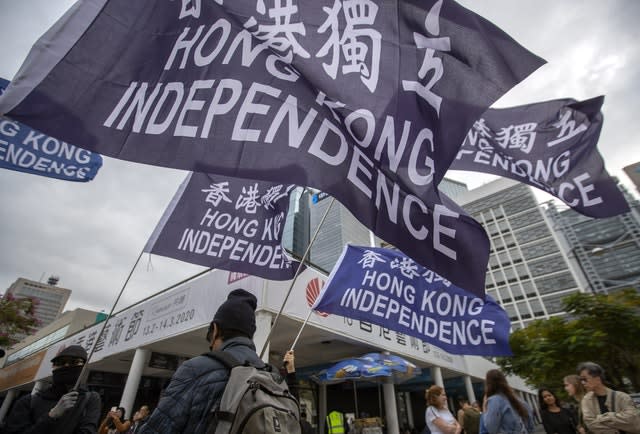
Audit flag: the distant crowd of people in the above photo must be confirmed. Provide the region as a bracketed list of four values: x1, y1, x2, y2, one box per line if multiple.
[423, 362, 639, 434]
[1, 288, 638, 434]
[424, 369, 535, 434]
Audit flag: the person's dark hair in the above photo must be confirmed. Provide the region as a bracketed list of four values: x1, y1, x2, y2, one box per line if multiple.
[458, 397, 469, 406]
[485, 369, 528, 421]
[301, 411, 307, 419]
[538, 388, 561, 410]
[426, 385, 445, 408]
[215, 323, 252, 340]
[577, 362, 605, 380]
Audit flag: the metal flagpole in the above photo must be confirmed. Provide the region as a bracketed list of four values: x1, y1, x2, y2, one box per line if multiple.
[73, 249, 144, 390]
[73, 251, 215, 390]
[289, 225, 379, 351]
[353, 380, 359, 418]
[290, 309, 313, 351]
[259, 196, 336, 359]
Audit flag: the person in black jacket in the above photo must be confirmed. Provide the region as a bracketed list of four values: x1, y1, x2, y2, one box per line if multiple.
[538, 388, 576, 434]
[3, 345, 101, 434]
[140, 289, 264, 434]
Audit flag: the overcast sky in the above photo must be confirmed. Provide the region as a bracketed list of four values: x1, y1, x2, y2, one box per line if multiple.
[0, 0, 638, 314]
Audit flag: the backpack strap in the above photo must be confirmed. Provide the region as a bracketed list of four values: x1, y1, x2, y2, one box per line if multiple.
[202, 351, 243, 370]
[202, 350, 270, 371]
[611, 390, 616, 413]
[201, 351, 247, 432]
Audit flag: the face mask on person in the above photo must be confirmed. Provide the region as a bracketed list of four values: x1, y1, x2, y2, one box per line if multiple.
[52, 365, 84, 387]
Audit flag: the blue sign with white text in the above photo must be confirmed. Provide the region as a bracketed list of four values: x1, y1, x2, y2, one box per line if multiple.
[312, 245, 512, 356]
[0, 78, 102, 182]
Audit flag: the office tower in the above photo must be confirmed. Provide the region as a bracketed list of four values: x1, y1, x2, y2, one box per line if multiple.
[282, 187, 311, 260]
[546, 183, 640, 294]
[623, 162, 640, 194]
[4, 277, 71, 332]
[457, 178, 580, 330]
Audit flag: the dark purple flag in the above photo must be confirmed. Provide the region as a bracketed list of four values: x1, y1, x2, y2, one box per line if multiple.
[451, 96, 629, 218]
[0, 0, 544, 295]
[144, 172, 300, 280]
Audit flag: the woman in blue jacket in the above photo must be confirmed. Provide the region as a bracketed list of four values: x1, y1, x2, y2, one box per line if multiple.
[483, 370, 535, 434]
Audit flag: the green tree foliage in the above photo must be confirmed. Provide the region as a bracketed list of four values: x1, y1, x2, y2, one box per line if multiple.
[497, 289, 640, 394]
[0, 294, 39, 348]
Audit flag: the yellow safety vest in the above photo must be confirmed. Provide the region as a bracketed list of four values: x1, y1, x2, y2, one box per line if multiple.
[327, 411, 345, 434]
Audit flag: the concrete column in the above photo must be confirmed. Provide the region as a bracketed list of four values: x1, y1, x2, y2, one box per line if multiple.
[464, 375, 477, 403]
[319, 383, 327, 434]
[383, 377, 400, 434]
[431, 366, 443, 387]
[527, 393, 541, 423]
[0, 389, 18, 424]
[120, 348, 150, 417]
[404, 392, 414, 429]
[32, 380, 47, 395]
[254, 311, 272, 364]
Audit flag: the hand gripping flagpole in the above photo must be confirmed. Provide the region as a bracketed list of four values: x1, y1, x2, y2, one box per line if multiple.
[259, 197, 336, 359]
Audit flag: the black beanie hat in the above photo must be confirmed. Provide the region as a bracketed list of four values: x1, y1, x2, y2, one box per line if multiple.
[51, 344, 88, 363]
[213, 289, 257, 338]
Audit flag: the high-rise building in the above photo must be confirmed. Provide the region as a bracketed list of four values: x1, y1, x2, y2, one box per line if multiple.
[308, 193, 371, 272]
[546, 184, 640, 295]
[457, 178, 578, 330]
[282, 187, 311, 260]
[457, 177, 640, 330]
[623, 162, 640, 194]
[4, 278, 71, 333]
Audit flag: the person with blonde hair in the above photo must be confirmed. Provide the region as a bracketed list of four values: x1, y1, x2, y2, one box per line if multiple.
[425, 385, 462, 434]
[564, 374, 586, 434]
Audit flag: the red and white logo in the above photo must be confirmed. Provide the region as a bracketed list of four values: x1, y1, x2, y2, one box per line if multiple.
[305, 277, 329, 317]
[227, 272, 249, 284]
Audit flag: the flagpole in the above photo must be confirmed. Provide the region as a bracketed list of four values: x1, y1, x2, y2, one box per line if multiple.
[73, 249, 145, 390]
[71, 254, 216, 390]
[290, 309, 313, 351]
[259, 196, 336, 359]
[289, 227, 379, 352]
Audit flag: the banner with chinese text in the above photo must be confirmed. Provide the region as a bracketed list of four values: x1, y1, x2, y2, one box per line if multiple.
[451, 96, 628, 218]
[0, 0, 545, 295]
[312, 245, 512, 356]
[144, 172, 299, 280]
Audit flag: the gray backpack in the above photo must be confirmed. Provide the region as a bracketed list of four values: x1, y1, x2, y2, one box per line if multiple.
[204, 351, 301, 434]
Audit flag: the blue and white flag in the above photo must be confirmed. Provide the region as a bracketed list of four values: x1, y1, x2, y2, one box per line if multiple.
[0, 0, 545, 295]
[451, 96, 629, 218]
[144, 172, 300, 280]
[0, 78, 102, 182]
[312, 245, 512, 356]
